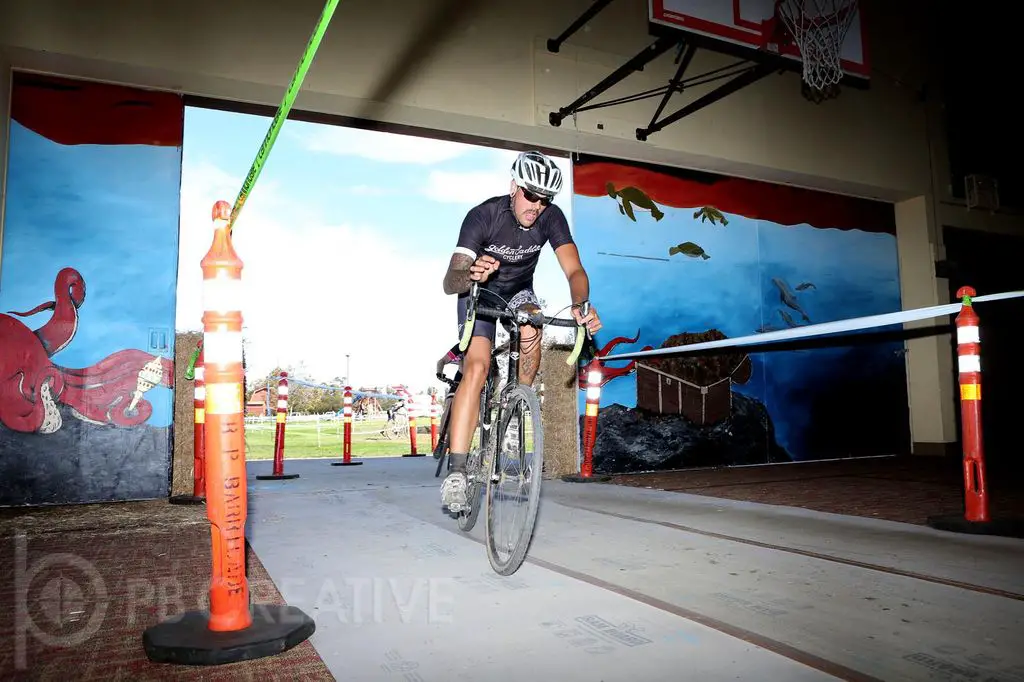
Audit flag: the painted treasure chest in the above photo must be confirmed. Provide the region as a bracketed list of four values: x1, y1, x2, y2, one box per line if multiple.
[635, 329, 752, 426]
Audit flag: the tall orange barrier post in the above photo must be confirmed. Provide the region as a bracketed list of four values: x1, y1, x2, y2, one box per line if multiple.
[430, 393, 439, 451]
[954, 286, 989, 523]
[331, 385, 363, 467]
[563, 359, 611, 483]
[143, 200, 315, 665]
[257, 372, 299, 480]
[170, 349, 206, 505]
[403, 393, 424, 457]
[928, 286, 1024, 538]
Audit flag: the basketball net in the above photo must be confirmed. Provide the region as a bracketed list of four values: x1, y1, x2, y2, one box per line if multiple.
[774, 0, 859, 101]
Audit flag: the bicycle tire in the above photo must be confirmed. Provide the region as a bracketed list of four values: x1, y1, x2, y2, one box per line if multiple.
[456, 385, 492, 533]
[484, 384, 543, 575]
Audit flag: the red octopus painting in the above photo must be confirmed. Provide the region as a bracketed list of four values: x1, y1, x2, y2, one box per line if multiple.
[1, 266, 174, 434]
[577, 330, 653, 390]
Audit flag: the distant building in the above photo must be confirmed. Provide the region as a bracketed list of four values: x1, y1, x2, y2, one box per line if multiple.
[246, 387, 270, 416]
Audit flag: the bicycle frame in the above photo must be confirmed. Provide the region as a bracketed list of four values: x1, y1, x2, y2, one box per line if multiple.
[437, 282, 588, 477]
[459, 282, 589, 468]
[435, 342, 503, 473]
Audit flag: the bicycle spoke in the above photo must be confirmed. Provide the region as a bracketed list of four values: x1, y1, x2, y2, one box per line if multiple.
[485, 385, 543, 575]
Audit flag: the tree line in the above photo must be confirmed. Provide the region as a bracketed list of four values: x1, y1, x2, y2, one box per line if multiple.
[244, 364, 406, 415]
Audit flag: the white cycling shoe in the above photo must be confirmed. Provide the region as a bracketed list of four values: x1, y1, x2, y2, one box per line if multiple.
[441, 471, 469, 513]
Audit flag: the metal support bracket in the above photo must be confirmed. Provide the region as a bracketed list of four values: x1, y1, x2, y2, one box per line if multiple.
[545, 12, 786, 141]
[548, 35, 680, 128]
[635, 61, 778, 141]
[547, 0, 618, 54]
[645, 42, 698, 131]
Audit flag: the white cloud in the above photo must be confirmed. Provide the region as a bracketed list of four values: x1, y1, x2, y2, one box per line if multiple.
[297, 125, 476, 165]
[176, 151, 581, 393]
[176, 163, 457, 392]
[422, 169, 510, 205]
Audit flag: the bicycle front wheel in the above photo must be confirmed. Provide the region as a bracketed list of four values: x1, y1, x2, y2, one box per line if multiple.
[484, 384, 543, 576]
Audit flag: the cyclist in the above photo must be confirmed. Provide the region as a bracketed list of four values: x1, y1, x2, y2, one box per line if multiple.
[435, 343, 463, 383]
[439, 150, 602, 512]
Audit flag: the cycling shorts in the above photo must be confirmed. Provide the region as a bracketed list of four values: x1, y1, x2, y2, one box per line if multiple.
[456, 286, 540, 343]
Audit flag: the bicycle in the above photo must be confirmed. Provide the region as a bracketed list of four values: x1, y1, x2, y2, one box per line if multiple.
[436, 282, 589, 575]
[380, 400, 407, 439]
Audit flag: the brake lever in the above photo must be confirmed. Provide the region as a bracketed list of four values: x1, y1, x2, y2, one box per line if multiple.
[579, 301, 592, 341]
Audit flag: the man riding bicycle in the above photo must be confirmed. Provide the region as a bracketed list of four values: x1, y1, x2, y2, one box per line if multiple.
[439, 150, 602, 512]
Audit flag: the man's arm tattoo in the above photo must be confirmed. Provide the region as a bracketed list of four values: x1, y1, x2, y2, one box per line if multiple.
[443, 253, 474, 295]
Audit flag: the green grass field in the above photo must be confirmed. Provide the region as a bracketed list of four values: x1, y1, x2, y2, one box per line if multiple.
[244, 417, 438, 460]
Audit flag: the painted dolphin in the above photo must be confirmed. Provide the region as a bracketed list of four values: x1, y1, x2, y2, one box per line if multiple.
[771, 277, 811, 323]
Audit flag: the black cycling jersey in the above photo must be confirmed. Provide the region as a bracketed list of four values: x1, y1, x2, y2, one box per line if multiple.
[453, 195, 575, 297]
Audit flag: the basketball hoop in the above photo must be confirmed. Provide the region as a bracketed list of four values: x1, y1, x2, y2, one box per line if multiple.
[774, 0, 859, 102]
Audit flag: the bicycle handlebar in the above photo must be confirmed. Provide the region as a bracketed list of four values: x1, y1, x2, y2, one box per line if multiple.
[458, 282, 589, 366]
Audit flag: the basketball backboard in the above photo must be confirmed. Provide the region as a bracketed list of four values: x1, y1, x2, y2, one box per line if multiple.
[649, 0, 870, 82]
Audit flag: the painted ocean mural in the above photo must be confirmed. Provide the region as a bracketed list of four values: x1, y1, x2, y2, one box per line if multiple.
[571, 156, 909, 472]
[0, 73, 183, 506]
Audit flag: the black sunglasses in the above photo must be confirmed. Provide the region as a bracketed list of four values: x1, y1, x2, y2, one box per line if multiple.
[519, 187, 552, 206]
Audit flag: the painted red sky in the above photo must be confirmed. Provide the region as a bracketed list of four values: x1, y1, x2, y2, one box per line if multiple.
[573, 159, 896, 234]
[11, 73, 184, 147]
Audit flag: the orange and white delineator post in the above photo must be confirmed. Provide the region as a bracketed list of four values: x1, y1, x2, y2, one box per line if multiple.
[199, 201, 253, 632]
[563, 358, 611, 483]
[430, 393, 440, 450]
[143, 200, 315, 665]
[403, 392, 424, 457]
[257, 373, 299, 480]
[955, 285, 990, 523]
[580, 360, 603, 477]
[331, 385, 363, 467]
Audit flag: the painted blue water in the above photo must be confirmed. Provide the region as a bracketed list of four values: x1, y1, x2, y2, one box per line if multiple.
[1, 121, 182, 428]
[573, 194, 906, 461]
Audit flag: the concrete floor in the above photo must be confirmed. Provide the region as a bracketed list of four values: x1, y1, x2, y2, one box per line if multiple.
[244, 457, 1024, 682]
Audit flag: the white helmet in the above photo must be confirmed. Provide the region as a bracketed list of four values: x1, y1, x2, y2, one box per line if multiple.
[511, 151, 563, 198]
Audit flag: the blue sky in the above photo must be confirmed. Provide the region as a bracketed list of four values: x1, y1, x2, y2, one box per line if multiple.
[176, 107, 575, 390]
[1, 120, 181, 427]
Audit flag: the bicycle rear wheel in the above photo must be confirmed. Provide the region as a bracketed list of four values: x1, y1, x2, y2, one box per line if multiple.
[484, 384, 543, 575]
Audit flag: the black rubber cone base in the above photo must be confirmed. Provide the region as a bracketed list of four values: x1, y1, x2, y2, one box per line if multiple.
[561, 473, 611, 483]
[331, 460, 363, 466]
[255, 473, 300, 480]
[402, 453, 426, 458]
[169, 495, 205, 505]
[926, 514, 1024, 539]
[143, 605, 315, 666]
